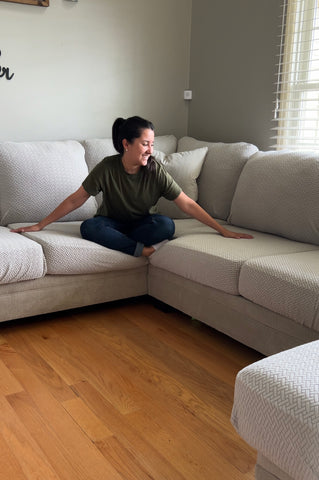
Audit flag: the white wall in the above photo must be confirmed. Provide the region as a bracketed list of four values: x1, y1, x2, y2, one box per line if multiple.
[0, 0, 191, 142]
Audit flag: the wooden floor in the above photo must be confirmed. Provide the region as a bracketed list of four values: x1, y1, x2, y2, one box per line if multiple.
[0, 296, 263, 480]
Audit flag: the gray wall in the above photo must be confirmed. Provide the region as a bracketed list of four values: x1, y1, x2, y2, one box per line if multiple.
[0, 0, 191, 142]
[188, 0, 282, 150]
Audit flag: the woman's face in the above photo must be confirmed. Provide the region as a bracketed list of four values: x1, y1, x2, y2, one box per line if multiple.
[123, 128, 155, 167]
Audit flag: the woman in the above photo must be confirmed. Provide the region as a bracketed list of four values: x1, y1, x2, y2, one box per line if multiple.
[11, 116, 252, 256]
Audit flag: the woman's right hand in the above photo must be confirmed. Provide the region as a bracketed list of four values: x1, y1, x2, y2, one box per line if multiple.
[10, 186, 90, 235]
[10, 223, 43, 234]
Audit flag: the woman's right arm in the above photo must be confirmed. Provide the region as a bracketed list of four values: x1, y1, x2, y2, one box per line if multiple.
[11, 186, 91, 233]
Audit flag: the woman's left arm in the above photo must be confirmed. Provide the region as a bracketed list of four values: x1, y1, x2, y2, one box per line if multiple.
[174, 192, 253, 239]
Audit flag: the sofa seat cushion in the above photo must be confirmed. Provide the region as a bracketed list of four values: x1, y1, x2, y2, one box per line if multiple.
[9, 222, 147, 275]
[231, 340, 319, 480]
[0, 227, 46, 284]
[239, 250, 319, 331]
[150, 226, 318, 295]
[174, 218, 227, 237]
[0, 141, 97, 225]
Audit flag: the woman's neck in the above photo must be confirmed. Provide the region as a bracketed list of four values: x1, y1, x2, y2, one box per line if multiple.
[121, 154, 141, 174]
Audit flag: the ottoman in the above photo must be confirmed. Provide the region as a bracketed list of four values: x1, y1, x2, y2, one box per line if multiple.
[231, 340, 319, 480]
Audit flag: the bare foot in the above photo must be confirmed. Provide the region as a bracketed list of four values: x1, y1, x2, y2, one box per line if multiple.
[142, 246, 155, 257]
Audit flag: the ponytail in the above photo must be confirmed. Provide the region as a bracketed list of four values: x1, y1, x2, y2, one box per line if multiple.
[112, 117, 126, 154]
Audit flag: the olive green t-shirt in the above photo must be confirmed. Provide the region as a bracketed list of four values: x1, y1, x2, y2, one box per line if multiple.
[82, 154, 182, 222]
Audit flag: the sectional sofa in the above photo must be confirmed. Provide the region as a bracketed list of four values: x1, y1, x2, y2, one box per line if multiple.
[0, 134, 318, 356]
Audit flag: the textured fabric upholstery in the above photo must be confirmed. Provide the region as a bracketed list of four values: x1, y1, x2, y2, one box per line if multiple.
[0, 140, 97, 225]
[0, 226, 46, 284]
[232, 340, 319, 480]
[82, 137, 117, 173]
[255, 455, 295, 480]
[150, 227, 316, 295]
[229, 150, 319, 245]
[239, 250, 319, 330]
[177, 136, 258, 220]
[0, 270, 148, 323]
[153, 147, 208, 219]
[153, 135, 178, 155]
[9, 222, 147, 275]
[173, 218, 227, 237]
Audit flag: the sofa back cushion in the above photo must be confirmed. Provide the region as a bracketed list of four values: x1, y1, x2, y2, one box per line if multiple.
[178, 137, 258, 220]
[228, 150, 319, 245]
[153, 147, 208, 218]
[0, 141, 97, 226]
[153, 135, 178, 155]
[82, 138, 117, 173]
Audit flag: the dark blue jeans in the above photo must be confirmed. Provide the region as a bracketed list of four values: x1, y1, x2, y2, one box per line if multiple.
[80, 214, 175, 257]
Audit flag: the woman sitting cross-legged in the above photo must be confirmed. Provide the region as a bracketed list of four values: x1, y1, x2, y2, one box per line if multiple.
[11, 115, 253, 256]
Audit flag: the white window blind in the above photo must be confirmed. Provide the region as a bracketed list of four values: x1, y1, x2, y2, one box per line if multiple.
[273, 0, 319, 150]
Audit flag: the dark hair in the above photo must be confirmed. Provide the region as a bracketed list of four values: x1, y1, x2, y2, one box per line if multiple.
[112, 116, 156, 171]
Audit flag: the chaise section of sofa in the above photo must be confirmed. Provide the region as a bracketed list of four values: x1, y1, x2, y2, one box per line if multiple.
[232, 340, 319, 480]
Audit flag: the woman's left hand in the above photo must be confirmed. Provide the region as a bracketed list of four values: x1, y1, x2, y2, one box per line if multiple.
[221, 228, 254, 239]
[173, 193, 254, 239]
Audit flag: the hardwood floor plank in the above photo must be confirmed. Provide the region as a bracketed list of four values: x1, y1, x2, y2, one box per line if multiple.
[79, 311, 236, 417]
[7, 391, 86, 480]
[62, 397, 113, 442]
[21, 316, 144, 415]
[0, 330, 76, 403]
[70, 310, 257, 478]
[0, 357, 24, 396]
[73, 380, 188, 480]
[122, 302, 263, 384]
[137, 301, 262, 367]
[96, 435, 159, 480]
[68, 306, 251, 446]
[0, 341, 124, 480]
[0, 430, 28, 480]
[0, 298, 260, 479]
[109, 319, 231, 408]
[0, 395, 60, 480]
[126, 407, 252, 480]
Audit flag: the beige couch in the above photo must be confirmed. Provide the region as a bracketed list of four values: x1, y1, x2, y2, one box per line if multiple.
[0, 135, 318, 356]
[232, 338, 319, 480]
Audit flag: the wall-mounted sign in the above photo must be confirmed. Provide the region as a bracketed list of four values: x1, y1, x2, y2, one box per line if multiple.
[0, 0, 49, 6]
[0, 51, 15, 80]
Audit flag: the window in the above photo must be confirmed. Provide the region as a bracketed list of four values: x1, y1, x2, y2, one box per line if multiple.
[273, 0, 319, 150]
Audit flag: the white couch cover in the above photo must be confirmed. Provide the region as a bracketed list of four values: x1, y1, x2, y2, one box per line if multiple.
[232, 340, 319, 480]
